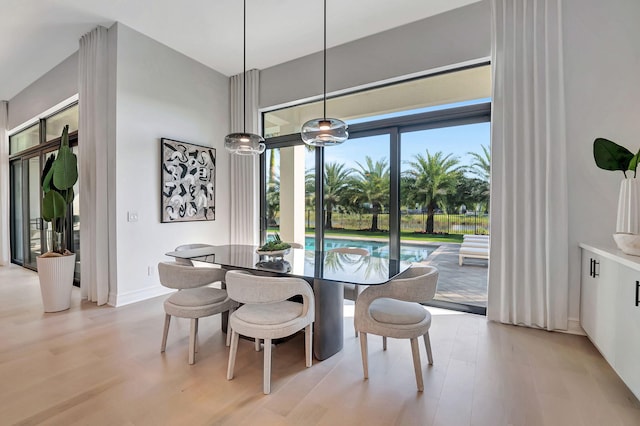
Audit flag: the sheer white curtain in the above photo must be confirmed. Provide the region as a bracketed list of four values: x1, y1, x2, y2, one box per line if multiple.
[79, 26, 110, 305]
[488, 0, 569, 330]
[229, 69, 261, 246]
[0, 101, 9, 266]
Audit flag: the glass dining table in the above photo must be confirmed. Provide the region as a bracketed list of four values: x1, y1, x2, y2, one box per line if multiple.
[165, 244, 411, 360]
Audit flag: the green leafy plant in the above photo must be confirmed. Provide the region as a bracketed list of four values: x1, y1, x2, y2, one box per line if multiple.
[41, 125, 78, 255]
[259, 233, 291, 252]
[593, 137, 640, 178]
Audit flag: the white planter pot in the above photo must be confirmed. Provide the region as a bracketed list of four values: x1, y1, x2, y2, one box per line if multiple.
[36, 253, 76, 312]
[616, 179, 640, 234]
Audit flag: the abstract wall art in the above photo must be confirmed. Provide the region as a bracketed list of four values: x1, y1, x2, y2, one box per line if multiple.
[161, 138, 216, 223]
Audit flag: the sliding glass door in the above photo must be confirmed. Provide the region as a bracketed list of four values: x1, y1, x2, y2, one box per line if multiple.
[400, 122, 490, 310]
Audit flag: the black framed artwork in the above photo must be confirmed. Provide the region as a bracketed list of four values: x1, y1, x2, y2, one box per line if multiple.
[161, 138, 216, 223]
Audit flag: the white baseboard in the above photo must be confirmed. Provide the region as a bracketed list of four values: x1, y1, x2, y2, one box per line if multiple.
[111, 285, 173, 307]
[561, 317, 585, 336]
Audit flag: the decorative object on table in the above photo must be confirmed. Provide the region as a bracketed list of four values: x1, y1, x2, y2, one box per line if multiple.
[224, 0, 265, 155]
[255, 259, 292, 273]
[37, 125, 78, 312]
[594, 137, 640, 255]
[300, 0, 348, 147]
[256, 233, 291, 257]
[612, 232, 640, 256]
[161, 138, 216, 222]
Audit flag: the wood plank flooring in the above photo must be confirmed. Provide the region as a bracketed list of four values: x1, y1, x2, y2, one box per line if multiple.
[1, 264, 639, 425]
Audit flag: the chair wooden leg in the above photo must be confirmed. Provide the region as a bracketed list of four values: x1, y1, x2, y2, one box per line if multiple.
[359, 332, 369, 380]
[255, 338, 261, 352]
[410, 337, 424, 392]
[423, 332, 433, 365]
[264, 338, 272, 394]
[305, 324, 313, 367]
[161, 314, 171, 353]
[225, 309, 233, 347]
[225, 321, 233, 346]
[188, 318, 198, 365]
[194, 317, 199, 353]
[227, 330, 239, 380]
[383, 336, 387, 351]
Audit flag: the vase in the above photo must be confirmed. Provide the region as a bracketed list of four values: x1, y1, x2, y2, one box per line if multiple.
[36, 253, 76, 312]
[616, 178, 640, 234]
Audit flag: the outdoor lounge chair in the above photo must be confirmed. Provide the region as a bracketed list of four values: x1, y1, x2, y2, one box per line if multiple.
[459, 235, 489, 265]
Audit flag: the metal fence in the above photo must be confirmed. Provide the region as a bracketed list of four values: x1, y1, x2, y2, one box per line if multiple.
[300, 211, 489, 235]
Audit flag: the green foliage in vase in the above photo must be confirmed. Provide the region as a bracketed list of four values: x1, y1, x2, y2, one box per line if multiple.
[259, 233, 291, 251]
[41, 125, 78, 254]
[593, 137, 640, 178]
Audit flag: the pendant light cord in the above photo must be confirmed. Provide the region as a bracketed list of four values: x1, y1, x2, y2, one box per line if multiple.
[323, 0, 327, 119]
[243, 0, 247, 133]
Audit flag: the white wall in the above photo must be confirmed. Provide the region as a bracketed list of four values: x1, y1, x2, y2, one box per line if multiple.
[8, 52, 78, 130]
[260, 1, 491, 109]
[112, 24, 230, 305]
[563, 0, 640, 321]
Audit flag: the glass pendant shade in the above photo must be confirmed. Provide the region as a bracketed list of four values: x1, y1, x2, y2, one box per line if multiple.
[224, 0, 264, 156]
[224, 132, 265, 155]
[300, 0, 348, 148]
[301, 118, 348, 147]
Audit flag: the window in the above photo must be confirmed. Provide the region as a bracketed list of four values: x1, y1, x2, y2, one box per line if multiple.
[262, 65, 490, 314]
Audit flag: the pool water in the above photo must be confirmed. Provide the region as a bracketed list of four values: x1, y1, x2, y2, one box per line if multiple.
[304, 237, 437, 263]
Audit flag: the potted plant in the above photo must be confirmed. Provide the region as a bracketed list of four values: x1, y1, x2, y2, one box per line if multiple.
[594, 137, 640, 254]
[36, 125, 78, 311]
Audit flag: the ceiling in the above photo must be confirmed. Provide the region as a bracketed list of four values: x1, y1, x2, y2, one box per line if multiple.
[0, 0, 480, 100]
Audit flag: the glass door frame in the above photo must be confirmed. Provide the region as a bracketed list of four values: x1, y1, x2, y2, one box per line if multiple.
[8, 125, 78, 272]
[261, 102, 491, 314]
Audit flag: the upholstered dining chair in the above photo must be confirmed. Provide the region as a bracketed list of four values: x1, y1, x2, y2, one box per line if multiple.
[174, 243, 214, 266]
[328, 247, 370, 337]
[354, 266, 438, 391]
[225, 270, 315, 394]
[158, 262, 237, 365]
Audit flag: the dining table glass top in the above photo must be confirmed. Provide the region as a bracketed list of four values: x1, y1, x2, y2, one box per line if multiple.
[165, 244, 412, 285]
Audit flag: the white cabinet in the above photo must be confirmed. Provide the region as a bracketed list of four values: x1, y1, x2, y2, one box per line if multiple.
[580, 244, 640, 400]
[615, 266, 640, 395]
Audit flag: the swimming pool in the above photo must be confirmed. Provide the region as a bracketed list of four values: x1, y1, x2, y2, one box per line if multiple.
[304, 237, 437, 263]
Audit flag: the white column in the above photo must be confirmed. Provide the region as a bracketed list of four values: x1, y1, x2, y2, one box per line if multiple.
[279, 145, 305, 246]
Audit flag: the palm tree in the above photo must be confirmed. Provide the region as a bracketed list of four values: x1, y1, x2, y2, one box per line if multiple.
[405, 150, 461, 234]
[350, 157, 390, 232]
[265, 173, 280, 227]
[323, 162, 353, 229]
[467, 144, 490, 212]
[468, 144, 490, 181]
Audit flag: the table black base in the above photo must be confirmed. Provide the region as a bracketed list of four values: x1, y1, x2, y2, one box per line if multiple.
[312, 279, 344, 360]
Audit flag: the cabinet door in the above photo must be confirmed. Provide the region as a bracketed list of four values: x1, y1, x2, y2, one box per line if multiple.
[615, 265, 640, 399]
[580, 250, 617, 360]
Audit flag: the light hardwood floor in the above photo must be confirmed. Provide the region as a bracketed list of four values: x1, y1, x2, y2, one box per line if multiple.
[1, 264, 639, 426]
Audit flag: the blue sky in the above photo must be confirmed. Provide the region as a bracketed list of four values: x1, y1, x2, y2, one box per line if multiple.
[304, 98, 491, 176]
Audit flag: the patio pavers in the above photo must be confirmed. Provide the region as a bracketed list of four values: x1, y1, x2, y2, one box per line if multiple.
[418, 242, 488, 307]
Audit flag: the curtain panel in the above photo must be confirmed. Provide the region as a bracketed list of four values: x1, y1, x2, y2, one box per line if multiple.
[0, 101, 9, 265]
[78, 26, 110, 305]
[229, 69, 261, 246]
[488, 0, 569, 330]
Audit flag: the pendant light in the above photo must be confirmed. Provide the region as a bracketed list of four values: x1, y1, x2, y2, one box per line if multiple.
[300, 0, 348, 147]
[224, 0, 265, 155]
